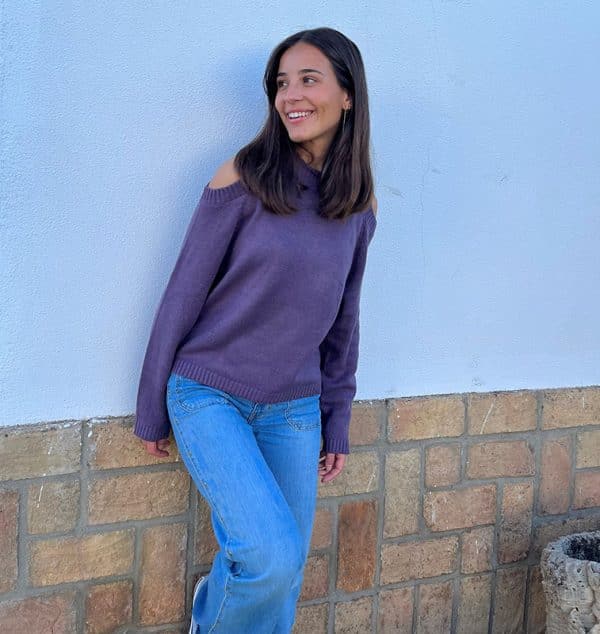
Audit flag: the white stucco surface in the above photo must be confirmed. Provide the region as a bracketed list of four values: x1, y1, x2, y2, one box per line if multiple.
[2, 1, 599, 426]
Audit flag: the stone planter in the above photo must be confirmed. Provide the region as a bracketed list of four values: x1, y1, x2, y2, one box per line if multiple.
[541, 530, 600, 633]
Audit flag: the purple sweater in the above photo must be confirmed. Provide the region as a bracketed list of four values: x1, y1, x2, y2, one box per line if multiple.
[134, 157, 377, 454]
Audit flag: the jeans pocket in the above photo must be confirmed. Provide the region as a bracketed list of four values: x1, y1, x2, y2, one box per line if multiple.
[285, 395, 321, 431]
[172, 374, 229, 413]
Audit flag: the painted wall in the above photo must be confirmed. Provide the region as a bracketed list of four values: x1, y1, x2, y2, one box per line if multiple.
[2, 1, 599, 426]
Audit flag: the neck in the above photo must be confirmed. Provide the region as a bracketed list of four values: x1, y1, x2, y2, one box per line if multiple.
[296, 142, 329, 172]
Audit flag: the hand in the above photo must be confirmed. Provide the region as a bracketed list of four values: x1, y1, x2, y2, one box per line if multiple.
[142, 438, 171, 458]
[318, 450, 346, 483]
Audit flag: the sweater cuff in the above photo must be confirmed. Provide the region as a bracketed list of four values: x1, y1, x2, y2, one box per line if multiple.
[133, 416, 171, 442]
[321, 429, 350, 455]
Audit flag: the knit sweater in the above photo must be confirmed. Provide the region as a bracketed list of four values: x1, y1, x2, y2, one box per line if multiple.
[134, 156, 377, 454]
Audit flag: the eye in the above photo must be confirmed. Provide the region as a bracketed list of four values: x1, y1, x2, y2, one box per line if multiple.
[276, 79, 288, 89]
[303, 76, 316, 84]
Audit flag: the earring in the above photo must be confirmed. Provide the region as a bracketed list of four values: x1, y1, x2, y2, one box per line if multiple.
[342, 107, 349, 132]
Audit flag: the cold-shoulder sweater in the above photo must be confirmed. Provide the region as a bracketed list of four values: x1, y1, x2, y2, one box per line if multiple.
[134, 156, 377, 454]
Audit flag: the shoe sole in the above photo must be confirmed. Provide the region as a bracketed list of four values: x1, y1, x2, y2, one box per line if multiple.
[189, 576, 206, 634]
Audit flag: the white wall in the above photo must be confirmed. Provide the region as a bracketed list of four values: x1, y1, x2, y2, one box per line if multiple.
[2, 1, 599, 426]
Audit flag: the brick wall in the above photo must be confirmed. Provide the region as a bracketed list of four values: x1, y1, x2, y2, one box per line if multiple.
[1, 385, 599, 633]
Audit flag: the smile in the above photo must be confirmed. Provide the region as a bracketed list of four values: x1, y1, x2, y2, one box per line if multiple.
[286, 111, 314, 122]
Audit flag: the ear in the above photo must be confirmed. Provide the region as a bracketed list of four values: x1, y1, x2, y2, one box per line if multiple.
[343, 92, 352, 110]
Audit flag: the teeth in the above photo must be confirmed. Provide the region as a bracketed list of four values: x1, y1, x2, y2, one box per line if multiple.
[288, 111, 312, 119]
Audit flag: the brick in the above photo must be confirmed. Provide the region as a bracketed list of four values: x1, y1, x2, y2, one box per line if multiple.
[300, 554, 328, 600]
[425, 444, 460, 488]
[416, 581, 452, 633]
[461, 526, 494, 574]
[0, 489, 18, 593]
[139, 523, 187, 625]
[317, 451, 378, 498]
[424, 485, 496, 532]
[88, 417, 180, 469]
[539, 435, 571, 514]
[310, 506, 332, 550]
[337, 499, 377, 592]
[526, 566, 546, 634]
[85, 580, 132, 634]
[542, 386, 600, 428]
[457, 574, 491, 634]
[0, 423, 81, 480]
[29, 530, 134, 586]
[384, 449, 420, 538]
[467, 391, 536, 435]
[573, 470, 600, 509]
[27, 480, 80, 534]
[498, 482, 533, 563]
[292, 603, 328, 634]
[466, 440, 534, 479]
[194, 492, 218, 566]
[380, 537, 458, 584]
[491, 567, 527, 634]
[88, 469, 190, 524]
[388, 395, 464, 442]
[533, 514, 600, 558]
[0, 593, 76, 632]
[349, 400, 382, 446]
[334, 596, 373, 633]
[377, 586, 414, 633]
[576, 429, 600, 468]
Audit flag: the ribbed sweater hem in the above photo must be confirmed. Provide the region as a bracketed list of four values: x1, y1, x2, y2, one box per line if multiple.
[322, 435, 350, 455]
[171, 359, 321, 404]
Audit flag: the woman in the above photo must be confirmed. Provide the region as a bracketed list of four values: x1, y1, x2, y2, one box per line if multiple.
[134, 27, 377, 633]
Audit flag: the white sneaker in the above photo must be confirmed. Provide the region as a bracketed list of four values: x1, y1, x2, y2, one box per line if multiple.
[189, 575, 206, 634]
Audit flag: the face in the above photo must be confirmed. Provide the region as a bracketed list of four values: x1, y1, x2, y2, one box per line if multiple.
[274, 42, 351, 158]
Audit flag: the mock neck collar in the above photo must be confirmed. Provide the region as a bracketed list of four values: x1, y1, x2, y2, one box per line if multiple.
[293, 153, 321, 189]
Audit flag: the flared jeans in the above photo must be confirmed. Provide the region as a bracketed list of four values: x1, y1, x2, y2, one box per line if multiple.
[166, 372, 322, 633]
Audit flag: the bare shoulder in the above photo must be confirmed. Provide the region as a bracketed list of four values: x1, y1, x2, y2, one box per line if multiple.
[208, 157, 240, 189]
[370, 193, 378, 216]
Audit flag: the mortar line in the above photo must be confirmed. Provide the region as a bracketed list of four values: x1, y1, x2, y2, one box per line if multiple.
[371, 417, 387, 633]
[487, 477, 503, 634]
[327, 495, 338, 634]
[16, 481, 28, 594]
[132, 520, 143, 627]
[569, 429, 577, 511]
[74, 422, 86, 633]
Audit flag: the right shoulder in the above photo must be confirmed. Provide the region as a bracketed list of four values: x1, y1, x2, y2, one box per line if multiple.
[208, 157, 240, 189]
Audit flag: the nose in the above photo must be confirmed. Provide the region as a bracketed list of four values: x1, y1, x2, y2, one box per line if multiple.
[285, 79, 304, 102]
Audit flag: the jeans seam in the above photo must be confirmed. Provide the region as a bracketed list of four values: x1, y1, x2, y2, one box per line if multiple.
[207, 570, 232, 633]
[170, 410, 236, 633]
[174, 375, 229, 413]
[170, 413, 232, 540]
[284, 401, 321, 431]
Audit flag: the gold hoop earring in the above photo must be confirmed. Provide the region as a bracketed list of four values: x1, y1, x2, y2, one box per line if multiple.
[342, 108, 348, 132]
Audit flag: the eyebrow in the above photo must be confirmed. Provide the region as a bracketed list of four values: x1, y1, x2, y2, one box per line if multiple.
[276, 68, 324, 77]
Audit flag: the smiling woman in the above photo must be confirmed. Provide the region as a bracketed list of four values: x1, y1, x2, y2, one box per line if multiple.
[274, 42, 352, 166]
[234, 27, 374, 220]
[133, 27, 377, 634]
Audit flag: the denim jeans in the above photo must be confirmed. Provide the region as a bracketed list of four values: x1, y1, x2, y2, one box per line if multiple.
[166, 372, 322, 633]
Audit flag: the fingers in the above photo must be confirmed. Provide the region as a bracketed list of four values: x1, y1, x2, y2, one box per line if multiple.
[142, 439, 170, 458]
[318, 452, 346, 483]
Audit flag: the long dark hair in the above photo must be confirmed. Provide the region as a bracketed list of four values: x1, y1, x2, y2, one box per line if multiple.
[234, 27, 373, 221]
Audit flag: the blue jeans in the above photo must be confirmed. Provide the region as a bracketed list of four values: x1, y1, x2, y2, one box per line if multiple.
[166, 372, 322, 633]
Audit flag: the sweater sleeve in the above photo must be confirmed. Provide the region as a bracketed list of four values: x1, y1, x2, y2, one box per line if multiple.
[318, 211, 377, 454]
[134, 182, 247, 441]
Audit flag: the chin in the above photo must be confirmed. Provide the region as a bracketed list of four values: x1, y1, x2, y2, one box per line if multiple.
[287, 131, 309, 143]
